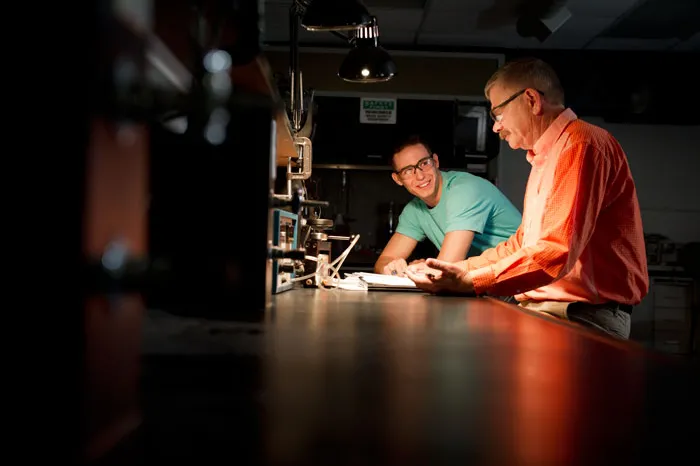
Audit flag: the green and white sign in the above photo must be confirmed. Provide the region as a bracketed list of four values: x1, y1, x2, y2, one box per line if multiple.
[360, 97, 397, 124]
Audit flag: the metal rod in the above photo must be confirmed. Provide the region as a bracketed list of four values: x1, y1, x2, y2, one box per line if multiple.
[330, 31, 350, 43]
[289, 1, 303, 133]
[287, 156, 293, 198]
[327, 235, 352, 241]
[145, 35, 192, 93]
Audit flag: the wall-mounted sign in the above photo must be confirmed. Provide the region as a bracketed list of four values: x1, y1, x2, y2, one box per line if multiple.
[360, 97, 397, 124]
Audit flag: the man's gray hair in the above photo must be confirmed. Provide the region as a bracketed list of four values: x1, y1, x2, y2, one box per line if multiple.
[484, 57, 565, 106]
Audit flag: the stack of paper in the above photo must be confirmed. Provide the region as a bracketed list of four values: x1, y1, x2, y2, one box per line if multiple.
[345, 272, 419, 291]
[333, 275, 368, 291]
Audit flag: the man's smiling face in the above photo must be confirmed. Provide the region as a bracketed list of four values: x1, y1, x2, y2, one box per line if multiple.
[391, 143, 441, 207]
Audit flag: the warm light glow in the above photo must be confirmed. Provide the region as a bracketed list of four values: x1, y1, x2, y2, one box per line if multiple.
[463, 303, 577, 464]
[361, 68, 370, 77]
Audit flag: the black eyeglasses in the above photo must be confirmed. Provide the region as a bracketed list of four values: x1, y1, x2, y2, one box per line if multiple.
[395, 155, 435, 178]
[490, 89, 544, 122]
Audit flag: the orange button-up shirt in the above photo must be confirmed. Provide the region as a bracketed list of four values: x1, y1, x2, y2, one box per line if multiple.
[467, 109, 649, 305]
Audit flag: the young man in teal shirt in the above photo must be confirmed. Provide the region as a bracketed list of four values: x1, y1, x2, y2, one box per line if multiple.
[374, 135, 522, 276]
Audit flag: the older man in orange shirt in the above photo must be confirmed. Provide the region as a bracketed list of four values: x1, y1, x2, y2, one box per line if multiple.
[406, 57, 649, 339]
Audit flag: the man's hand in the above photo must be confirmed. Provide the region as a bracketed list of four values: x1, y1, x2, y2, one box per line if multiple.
[407, 258, 429, 272]
[405, 258, 475, 294]
[382, 258, 409, 277]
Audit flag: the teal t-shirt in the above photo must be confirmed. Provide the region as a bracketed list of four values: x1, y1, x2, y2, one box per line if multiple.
[396, 171, 522, 257]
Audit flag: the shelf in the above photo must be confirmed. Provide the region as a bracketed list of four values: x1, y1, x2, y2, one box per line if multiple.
[229, 55, 297, 166]
[313, 164, 394, 171]
[147, 0, 297, 167]
[146, 43, 297, 167]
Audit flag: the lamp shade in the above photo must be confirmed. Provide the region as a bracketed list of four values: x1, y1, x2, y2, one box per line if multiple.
[301, 0, 372, 31]
[338, 45, 397, 83]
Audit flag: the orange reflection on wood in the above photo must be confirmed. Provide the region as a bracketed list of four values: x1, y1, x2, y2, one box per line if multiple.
[83, 119, 148, 256]
[383, 295, 429, 330]
[82, 118, 147, 461]
[373, 295, 430, 462]
[465, 301, 648, 465]
[462, 304, 578, 463]
[511, 313, 578, 464]
[83, 295, 143, 461]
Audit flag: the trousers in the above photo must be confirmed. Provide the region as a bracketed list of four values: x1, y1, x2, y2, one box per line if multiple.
[517, 300, 632, 339]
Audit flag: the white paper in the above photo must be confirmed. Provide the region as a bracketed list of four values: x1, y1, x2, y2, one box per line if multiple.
[334, 275, 369, 291]
[346, 272, 417, 288]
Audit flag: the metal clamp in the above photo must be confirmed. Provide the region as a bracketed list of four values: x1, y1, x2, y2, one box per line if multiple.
[288, 136, 312, 180]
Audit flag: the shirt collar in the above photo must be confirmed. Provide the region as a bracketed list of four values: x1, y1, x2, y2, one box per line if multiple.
[526, 108, 577, 166]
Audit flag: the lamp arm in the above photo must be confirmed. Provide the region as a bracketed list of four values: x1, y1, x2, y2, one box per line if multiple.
[330, 31, 351, 43]
[290, 1, 304, 133]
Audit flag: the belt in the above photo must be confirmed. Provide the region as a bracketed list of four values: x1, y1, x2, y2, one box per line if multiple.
[520, 300, 634, 315]
[616, 303, 633, 313]
[572, 301, 633, 314]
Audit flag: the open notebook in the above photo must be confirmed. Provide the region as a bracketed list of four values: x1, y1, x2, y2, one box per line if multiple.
[346, 272, 420, 291]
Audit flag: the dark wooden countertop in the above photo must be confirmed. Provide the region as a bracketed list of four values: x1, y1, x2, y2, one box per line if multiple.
[110, 289, 698, 466]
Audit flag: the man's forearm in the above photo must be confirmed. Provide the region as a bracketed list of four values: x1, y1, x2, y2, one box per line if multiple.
[374, 256, 394, 274]
[436, 250, 466, 264]
[458, 230, 523, 273]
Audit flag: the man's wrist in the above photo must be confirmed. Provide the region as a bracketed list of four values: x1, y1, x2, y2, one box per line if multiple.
[467, 266, 496, 294]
